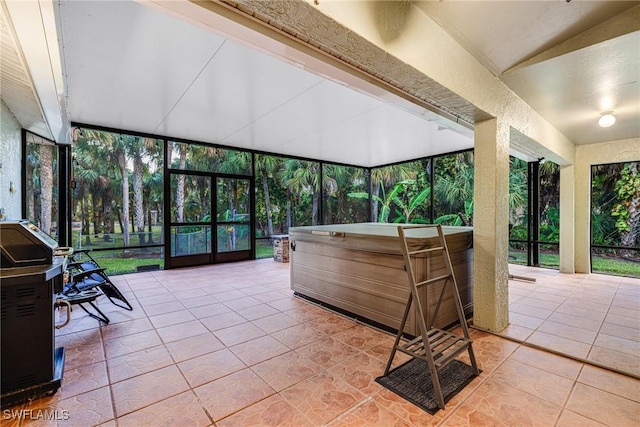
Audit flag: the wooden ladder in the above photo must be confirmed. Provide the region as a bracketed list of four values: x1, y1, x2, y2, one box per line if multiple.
[384, 224, 479, 410]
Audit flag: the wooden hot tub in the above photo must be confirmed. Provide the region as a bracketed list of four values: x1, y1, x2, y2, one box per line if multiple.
[289, 223, 473, 336]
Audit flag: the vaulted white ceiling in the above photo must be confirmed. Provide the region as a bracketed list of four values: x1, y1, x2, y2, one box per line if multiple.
[2, 0, 638, 167]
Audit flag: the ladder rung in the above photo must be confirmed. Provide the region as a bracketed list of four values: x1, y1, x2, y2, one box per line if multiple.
[434, 340, 471, 368]
[416, 274, 451, 287]
[407, 246, 445, 256]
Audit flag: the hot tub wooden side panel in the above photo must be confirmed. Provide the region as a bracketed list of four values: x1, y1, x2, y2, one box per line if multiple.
[289, 228, 473, 335]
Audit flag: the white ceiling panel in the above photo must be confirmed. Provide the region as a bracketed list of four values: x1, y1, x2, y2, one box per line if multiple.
[502, 31, 640, 144]
[157, 39, 324, 142]
[60, 0, 226, 133]
[221, 79, 383, 151]
[57, 0, 472, 167]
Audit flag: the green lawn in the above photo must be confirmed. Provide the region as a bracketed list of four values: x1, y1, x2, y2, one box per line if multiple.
[509, 250, 640, 278]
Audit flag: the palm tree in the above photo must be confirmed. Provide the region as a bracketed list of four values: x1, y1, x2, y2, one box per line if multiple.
[434, 152, 474, 224]
[174, 142, 188, 222]
[281, 160, 321, 225]
[39, 143, 54, 234]
[370, 163, 416, 222]
[612, 162, 640, 257]
[255, 154, 281, 237]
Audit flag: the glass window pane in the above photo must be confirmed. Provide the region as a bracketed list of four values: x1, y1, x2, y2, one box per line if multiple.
[322, 164, 368, 224]
[169, 142, 251, 175]
[591, 161, 640, 277]
[25, 133, 59, 240]
[370, 159, 431, 224]
[509, 156, 528, 249]
[217, 224, 250, 252]
[71, 127, 164, 249]
[216, 178, 250, 223]
[170, 174, 211, 223]
[171, 225, 211, 256]
[434, 152, 474, 225]
[539, 160, 560, 244]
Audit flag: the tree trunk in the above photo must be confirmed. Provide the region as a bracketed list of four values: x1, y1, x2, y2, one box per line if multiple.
[262, 170, 274, 237]
[372, 181, 380, 222]
[133, 154, 145, 245]
[176, 144, 187, 222]
[117, 150, 130, 246]
[286, 190, 292, 232]
[26, 162, 35, 220]
[312, 192, 319, 226]
[620, 162, 640, 258]
[147, 208, 154, 244]
[39, 144, 53, 235]
[103, 188, 114, 240]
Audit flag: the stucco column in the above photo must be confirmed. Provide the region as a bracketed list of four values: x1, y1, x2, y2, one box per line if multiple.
[559, 165, 576, 273]
[574, 149, 592, 273]
[473, 118, 510, 332]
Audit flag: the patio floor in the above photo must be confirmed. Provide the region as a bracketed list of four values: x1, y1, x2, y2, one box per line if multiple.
[5, 259, 639, 426]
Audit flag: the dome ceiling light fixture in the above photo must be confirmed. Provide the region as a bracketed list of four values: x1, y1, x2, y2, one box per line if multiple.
[598, 112, 616, 128]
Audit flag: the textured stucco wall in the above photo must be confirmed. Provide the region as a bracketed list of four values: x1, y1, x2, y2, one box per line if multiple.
[0, 100, 22, 220]
[575, 138, 640, 273]
[308, 0, 575, 165]
[473, 118, 510, 331]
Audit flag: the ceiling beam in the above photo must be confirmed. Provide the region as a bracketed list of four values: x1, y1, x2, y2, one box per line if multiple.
[504, 4, 640, 75]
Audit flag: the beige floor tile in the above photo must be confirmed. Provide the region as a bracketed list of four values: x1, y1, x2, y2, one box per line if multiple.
[599, 322, 640, 342]
[296, 336, 360, 369]
[587, 346, 640, 377]
[63, 341, 105, 370]
[565, 383, 640, 427]
[441, 403, 509, 427]
[509, 302, 553, 319]
[116, 391, 211, 427]
[465, 377, 562, 427]
[536, 319, 598, 344]
[107, 345, 174, 383]
[99, 317, 153, 341]
[235, 303, 281, 321]
[594, 332, 640, 356]
[327, 398, 411, 427]
[578, 364, 640, 403]
[188, 302, 230, 319]
[103, 329, 162, 359]
[230, 335, 290, 366]
[280, 370, 365, 426]
[213, 322, 266, 347]
[178, 348, 245, 387]
[58, 361, 109, 400]
[305, 312, 358, 336]
[111, 365, 189, 417]
[372, 388, 443, 427]
[251, 350, 322, 391]
[199, 311, 247, 332]
[149, 309, 196, 328]
[251, 312, 300, 334]
[556, 410, 607, 427]
[509, 345, 583, 380]
[507, 312, 545, 329]
[545, 311, 603, 331]
[155, 320, 208, 343]
[526, 331, 591, 359]
[23, 386, 114, 427]
[164, 332, 225, 363]
[194, 368, 275, 421]
[326, 352, 385, 396]
[271, 323, 326, 349]
[490, 359, 574, 404]
[216, 393, 313, 427]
